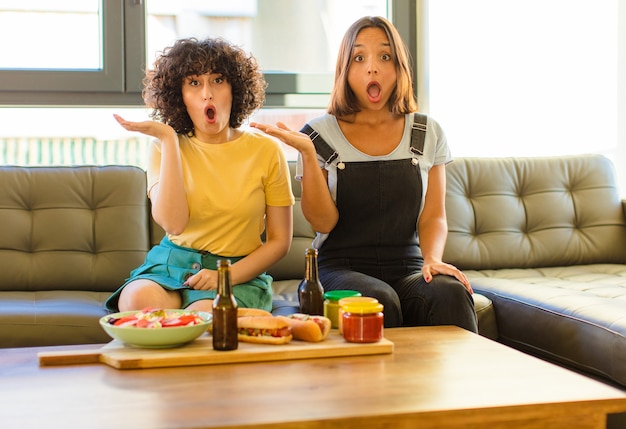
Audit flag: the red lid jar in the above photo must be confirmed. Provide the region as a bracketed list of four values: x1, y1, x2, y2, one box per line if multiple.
[341, 301, 384, 343]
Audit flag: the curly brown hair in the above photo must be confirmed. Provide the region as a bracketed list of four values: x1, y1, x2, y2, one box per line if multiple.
[143, 37, 266, 135]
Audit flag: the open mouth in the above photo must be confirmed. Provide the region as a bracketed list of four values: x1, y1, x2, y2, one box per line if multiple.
[367, 83, 382, 102]
[205, 107, 215, 120]
[367, 83, 381, 98]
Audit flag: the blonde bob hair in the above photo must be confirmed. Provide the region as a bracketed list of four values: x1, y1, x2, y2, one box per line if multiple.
[328, 16, 417, 117]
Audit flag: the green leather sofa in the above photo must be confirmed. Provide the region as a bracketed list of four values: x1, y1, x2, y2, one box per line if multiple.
[0, 161, 495, 348]
[444, 154, 626, 387]
[2, 154, 624, 389]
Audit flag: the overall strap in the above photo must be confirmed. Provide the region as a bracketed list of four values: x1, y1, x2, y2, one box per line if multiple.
[410, 113, 428, 156]
[300, 124, 339, 166]
[302, 114, 427, 164]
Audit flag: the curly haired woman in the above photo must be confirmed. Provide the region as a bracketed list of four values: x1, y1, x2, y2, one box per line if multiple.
[105, 37, 294, 314]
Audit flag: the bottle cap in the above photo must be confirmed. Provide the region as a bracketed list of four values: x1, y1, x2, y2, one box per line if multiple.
[324, 290, 362, 302]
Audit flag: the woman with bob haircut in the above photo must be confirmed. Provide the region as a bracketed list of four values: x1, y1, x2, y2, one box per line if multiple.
[253, 16, 477, 331]
[105, 37, 294, 314]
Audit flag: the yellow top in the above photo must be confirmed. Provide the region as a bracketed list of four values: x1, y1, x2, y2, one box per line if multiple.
[147, 131, 294, 256]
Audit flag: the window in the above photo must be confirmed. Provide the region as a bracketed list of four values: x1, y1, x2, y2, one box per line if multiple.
[0, 0, 409, 107]
[0, 2, 101, 69]
[424, 0, 625, 195]
[0, 0, 409, 166]
[0, 0, 143, 104]
[145, 0, 388, 108]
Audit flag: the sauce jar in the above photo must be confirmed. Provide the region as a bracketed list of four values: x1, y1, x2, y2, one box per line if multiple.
[323, 290, 361, 329]
[337, 296, 379, 334]
[341, 301, 384, 343]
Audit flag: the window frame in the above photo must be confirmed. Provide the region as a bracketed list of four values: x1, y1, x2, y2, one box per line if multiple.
[0, 0, 416, 108]
[0, 0, 144, 105]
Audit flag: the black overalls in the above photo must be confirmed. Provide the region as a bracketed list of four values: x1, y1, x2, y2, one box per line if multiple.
[300, 114, 478, 331]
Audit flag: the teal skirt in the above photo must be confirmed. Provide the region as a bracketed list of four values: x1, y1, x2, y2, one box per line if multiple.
[104, 237, 273, 313]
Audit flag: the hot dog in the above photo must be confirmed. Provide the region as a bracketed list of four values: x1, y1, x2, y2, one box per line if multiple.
[237, 308, 272, 318]
[237, 316, 293, 345]
[277, 313, 331, 342]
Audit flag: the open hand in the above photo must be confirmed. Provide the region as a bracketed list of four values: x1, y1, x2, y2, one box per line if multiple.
[113, 114, 175, 141]
[250, 121, 315, 154]
[422, 261, 473, 294]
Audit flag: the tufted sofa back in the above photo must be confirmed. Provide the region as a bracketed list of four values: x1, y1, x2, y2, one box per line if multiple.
[6, 156, 621, 294]
[0, 165, 152, 292]
[443, 154, 626, 270]
[265, 162, 316, 281]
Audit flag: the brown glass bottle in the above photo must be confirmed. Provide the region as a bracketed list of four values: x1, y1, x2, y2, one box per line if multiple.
[298, 248, 324, 315]
[212, 259, 238, 351]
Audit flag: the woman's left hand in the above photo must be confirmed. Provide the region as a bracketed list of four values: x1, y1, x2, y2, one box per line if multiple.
[422, 261, 473, 294]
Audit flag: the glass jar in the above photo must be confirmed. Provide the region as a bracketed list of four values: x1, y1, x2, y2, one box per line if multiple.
[341, 301, 384, 343]
[323, 290, 361, 329]
[337, 296, 379, 334]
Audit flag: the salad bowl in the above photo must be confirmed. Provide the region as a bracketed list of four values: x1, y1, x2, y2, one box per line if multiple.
[100, 308, 212, 348]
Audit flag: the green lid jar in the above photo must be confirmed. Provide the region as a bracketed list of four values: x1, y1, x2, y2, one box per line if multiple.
[323, 290, 361, 329]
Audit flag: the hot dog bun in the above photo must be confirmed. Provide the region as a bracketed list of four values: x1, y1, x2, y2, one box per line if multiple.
[277, 313, 331, 342]
[237, 316, 292, 344]
[237, 308, 272, 318]
[208, 308, 272, 335]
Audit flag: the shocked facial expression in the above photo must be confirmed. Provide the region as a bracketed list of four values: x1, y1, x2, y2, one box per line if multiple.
[181, 72, 233, 143]
[347, 27, 397, 110]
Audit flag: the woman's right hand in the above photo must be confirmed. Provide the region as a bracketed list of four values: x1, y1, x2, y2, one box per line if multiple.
[250, 121, 316, 156]
[113, 114, 176, 141]
[115, 113, 188, 234]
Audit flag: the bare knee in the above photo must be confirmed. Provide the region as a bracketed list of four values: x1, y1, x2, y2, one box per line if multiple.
[118, 280, 181, 311]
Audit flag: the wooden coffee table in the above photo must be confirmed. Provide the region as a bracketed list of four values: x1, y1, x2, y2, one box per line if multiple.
[2, 326, 626, 428]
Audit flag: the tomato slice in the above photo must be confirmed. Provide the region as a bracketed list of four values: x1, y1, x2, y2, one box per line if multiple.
[135, 318, 151, 328]
[161, 314, 198, 327]
[113, 316, 138, 326]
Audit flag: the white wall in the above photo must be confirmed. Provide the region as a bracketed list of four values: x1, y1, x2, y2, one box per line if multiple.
[419, 0, 625, 197]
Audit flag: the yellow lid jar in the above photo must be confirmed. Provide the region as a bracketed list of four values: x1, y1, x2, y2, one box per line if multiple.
[340, 301, 384, 343]
[337, 296, 379, 334]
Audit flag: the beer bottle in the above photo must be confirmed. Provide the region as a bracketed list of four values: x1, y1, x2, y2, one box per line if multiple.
[298, 248, 324, 315]
[212, 259, 238, 351]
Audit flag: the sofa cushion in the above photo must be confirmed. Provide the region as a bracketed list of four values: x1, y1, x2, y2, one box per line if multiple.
[0, 291, 112, 347]
[444, 155, 626, 270]
[0, 165, 151, 293]
[468, 264, 626, 386]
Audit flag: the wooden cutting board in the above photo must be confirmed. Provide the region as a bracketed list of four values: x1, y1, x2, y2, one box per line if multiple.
[38, 332, 393, 370]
